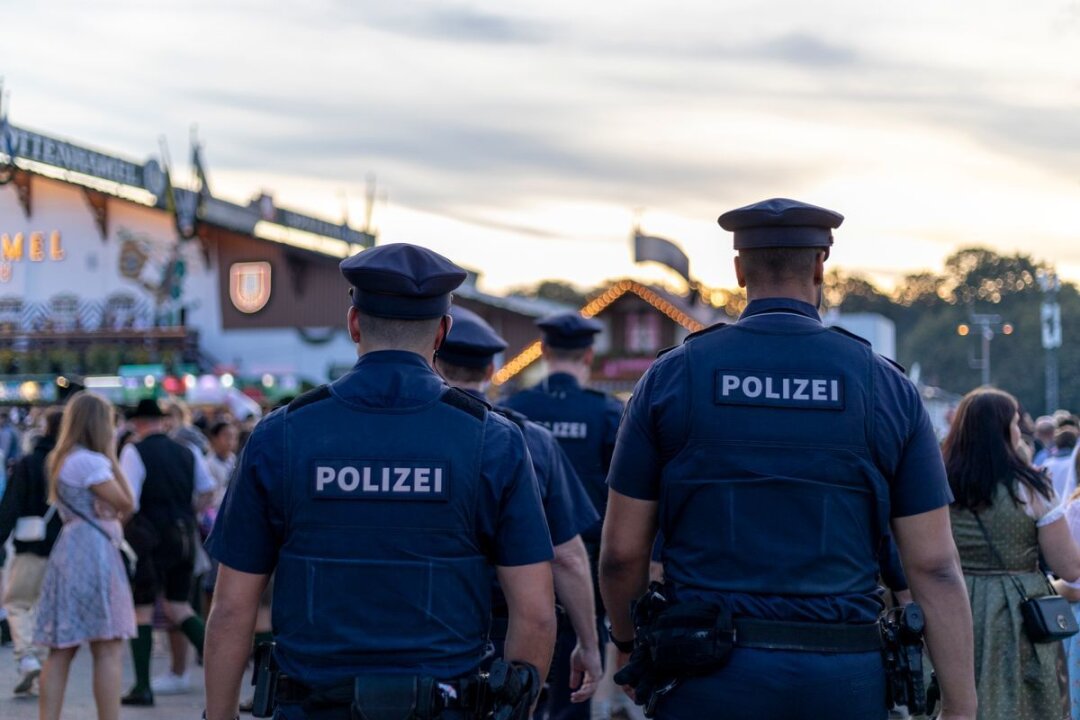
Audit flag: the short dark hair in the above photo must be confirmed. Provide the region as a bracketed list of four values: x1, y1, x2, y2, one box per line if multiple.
[543, 346, 590, 363]
[43, 407, 64, 440]
[356, 312, 442, 349]
[435, 358, 491, 384]
[738, 247, 822, 286]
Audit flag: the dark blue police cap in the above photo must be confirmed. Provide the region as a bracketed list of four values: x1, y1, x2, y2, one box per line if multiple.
[439, 305, 508, 368]
[717, 198, 843, 250]
[536, 312, 603, 350]
[339, 243, 466, 320]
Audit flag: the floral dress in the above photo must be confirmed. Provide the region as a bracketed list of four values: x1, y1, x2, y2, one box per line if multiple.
[34, 448, 136, 648]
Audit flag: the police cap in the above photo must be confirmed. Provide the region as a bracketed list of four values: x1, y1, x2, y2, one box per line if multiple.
[439, 305, 508, 368]
[536, 312, 603, 350]
[339, 243, 466, 320]
[717, 198, 844, 250]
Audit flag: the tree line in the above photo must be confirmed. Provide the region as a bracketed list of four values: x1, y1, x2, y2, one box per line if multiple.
[512, 247, 1078, 416]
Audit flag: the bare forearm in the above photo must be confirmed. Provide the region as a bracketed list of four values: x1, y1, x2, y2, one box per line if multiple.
[552, 540, 598, 650]
[504, 614, 557, 680]
[908, 560, 977, 717]
[599, 552, 650, 642]
[204, 603, 258, 720]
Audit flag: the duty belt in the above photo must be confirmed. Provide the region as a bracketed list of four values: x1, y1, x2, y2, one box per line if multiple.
[276, 674, 478, 711]
[733, 618, 883, 653]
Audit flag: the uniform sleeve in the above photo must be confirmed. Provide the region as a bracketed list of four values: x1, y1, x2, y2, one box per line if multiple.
[544, 439, 599, 546]
[480, 417, 554, 567]
[607, 366, 665, 501]
[602, 396, 625, 475]
[874, 360, 954, 518]
[205, 412, 285, 575]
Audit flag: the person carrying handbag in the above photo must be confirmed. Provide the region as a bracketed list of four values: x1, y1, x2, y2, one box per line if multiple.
[0, 409, 63, 695]
[945, 388, 1080, 720]
[33, 392, 137, 720]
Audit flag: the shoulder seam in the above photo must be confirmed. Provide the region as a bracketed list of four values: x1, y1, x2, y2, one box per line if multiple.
[440, 387, 488, 421]
[287, 385, 332, 412]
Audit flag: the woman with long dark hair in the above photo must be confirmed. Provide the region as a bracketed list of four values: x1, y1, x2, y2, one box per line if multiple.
[945, 387, 1080, 720]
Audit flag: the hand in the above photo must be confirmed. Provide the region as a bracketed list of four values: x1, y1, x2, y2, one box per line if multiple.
[94, 499, 119, 520]
[568, 642, 602, 703]
[614, 648, 635, 701]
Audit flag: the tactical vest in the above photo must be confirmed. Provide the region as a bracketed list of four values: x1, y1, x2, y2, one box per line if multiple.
[661, 316, 890, 602]
[506, 379, 609, 538]
[134, 434, 196, 530]
[274, 385, 492, 682]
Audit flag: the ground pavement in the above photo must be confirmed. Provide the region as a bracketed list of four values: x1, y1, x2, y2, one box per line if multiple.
[0, 641, 208, 720]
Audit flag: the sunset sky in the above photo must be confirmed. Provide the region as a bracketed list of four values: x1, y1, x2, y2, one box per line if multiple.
[4, 0, 1080, 294]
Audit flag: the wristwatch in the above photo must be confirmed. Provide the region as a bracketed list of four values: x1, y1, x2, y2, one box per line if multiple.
[606, 619, 635, 652]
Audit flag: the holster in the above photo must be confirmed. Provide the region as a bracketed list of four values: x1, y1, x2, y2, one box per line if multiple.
[351, 676, 439, 720]
[647, 600, 736, 676]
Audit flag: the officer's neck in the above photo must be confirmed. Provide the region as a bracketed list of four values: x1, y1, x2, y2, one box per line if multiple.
[356, 344, 435, 367]
[545, 361, 590, 385]
[744, 281, 821, 308]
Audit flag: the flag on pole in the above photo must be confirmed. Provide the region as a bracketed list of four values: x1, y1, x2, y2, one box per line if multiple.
[634, 231, 691, 282]
[0, 87, 17, 185]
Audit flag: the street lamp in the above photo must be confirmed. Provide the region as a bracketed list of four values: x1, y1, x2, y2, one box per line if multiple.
[960, 314, 1010, 387]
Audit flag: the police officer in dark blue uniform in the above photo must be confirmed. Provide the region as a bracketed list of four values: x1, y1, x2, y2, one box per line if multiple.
[203, 244, 557, 720]
[503, 312, 623, 720]
[599, 199, 977, 720]
[435, 305, 603, 704]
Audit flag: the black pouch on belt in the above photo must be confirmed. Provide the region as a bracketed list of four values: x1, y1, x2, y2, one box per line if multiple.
[648, 601, 735, 676]
[351, 675, 438, 720]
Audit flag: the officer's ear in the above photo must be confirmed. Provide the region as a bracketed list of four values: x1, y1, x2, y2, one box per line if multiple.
[813, 249, 829, 286]
[347, 306, 362, 344]
[434, 314, 453, 352]
[583, 347, 595, 366]
[733, 255, 747, 288]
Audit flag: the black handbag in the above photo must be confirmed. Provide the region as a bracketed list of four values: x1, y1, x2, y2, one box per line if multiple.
[974, 512, 1079, 643]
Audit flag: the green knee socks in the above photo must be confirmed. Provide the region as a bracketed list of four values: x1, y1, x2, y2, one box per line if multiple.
[130, 625, 153, 693]
[180, 615, 206, 655]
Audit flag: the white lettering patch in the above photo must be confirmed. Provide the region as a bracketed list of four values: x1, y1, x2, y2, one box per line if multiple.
[714, 370, 844, 410]
[310, 460, 449, 501]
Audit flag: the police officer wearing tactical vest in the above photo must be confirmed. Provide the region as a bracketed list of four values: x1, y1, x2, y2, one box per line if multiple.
[204, 244, 557, 720]
[503, 312, 623, 720]
[599, 199, 977, 720]
[435, 305, 603, 704]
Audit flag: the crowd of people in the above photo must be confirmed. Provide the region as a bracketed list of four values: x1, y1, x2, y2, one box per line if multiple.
[0, 212, 1075, 720]
[0, 396, 246, 720]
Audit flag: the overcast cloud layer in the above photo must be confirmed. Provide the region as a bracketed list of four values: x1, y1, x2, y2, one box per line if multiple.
[3, 0, 1080, 290]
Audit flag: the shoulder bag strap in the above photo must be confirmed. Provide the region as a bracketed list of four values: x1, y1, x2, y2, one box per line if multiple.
[42, 504, 57, 523]
[972, 511, 1032, 601]
[56, 497, 120, 549]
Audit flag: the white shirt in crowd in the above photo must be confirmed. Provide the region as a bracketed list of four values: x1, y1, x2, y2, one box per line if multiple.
[1040, 446, 1079, 506]
[119, 440, 216, 512]
[60, 447, 115, 489]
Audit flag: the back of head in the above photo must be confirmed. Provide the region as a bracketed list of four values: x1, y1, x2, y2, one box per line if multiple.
[339, 243, 467, 356]
[942, 387, 1050, 510]
[1055, 427, 1078, 452]
[48, 391, 119, 500]
[435, 305, 506, 385]
[43, 407, 64, 441]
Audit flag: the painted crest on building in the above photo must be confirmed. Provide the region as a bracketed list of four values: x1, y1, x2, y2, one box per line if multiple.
[230, 261, 272, 314]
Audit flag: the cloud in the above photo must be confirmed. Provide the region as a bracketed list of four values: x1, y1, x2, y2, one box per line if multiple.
[753, 33, 859, 66]
[334, 2, 552, 44]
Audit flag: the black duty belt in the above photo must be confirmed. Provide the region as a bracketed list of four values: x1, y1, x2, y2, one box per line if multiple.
[734, 618, 883, 653]
[276, 675, 478, 711]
